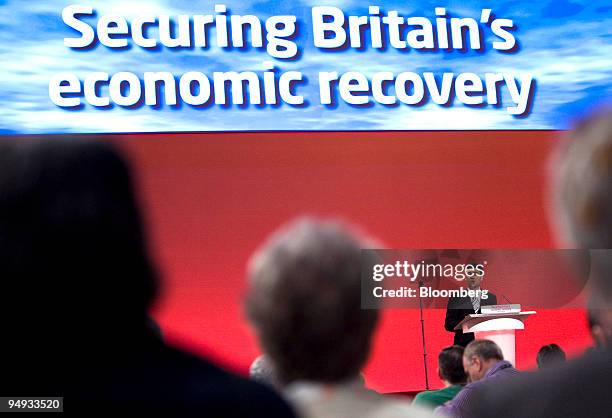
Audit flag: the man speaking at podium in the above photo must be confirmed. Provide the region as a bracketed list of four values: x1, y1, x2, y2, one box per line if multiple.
[444, 267, 497, 346]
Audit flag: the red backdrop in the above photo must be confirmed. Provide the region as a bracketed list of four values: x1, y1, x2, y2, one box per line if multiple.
[113, 130, 593, 393]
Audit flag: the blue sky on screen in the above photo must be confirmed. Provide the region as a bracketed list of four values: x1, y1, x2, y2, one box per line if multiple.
[0, 0, 610, 133]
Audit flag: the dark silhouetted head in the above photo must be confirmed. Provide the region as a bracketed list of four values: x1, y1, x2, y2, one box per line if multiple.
[0, 137, 158, 385]
[536, 344, 566, 369]
[438, 345, 467, 385]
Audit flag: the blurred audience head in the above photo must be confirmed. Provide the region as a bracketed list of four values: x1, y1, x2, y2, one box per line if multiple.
[250, 355, 280, 390]
[551, 108, 612, 349]
[0, 138, 157, 352]
[536, 344, 566, 369]
[245, 218, 377, 385]
[438, 345, 467, 385]
[463, 340, 504, 382]
[552, 108, 612, 249]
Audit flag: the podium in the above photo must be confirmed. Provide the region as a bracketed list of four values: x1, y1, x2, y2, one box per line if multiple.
[455, 310, 536, 365]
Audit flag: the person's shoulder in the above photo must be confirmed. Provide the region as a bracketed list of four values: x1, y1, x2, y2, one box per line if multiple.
[158, 345, 295, 416]
[374, 399, 436, 418]
[471, 349, 612, 418]
[360, 391, 436, 418]
[413, 388, 446, 401]
[413, 390, 431, 400]
[412, 388, 448, 408]
[459, 378, 481, 393]
[412, 390, 434, 404]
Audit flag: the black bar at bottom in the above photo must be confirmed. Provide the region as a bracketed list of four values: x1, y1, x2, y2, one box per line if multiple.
[0, 397, 63, 413]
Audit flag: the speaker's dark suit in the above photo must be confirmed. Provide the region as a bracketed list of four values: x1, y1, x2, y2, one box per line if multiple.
[444, 292, 497, 346]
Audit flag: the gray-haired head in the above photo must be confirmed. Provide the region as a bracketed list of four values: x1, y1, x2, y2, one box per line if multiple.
[463, 339, 504, 382]
[552, 108, 612, 249]
[551, 108, 612, 306]
[245, 218, 378, 385]
[464, 339, 504, 363]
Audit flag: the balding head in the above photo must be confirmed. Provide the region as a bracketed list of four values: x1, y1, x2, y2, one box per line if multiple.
[463, 340, 504, 382]
[464, 339, 504, 363]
